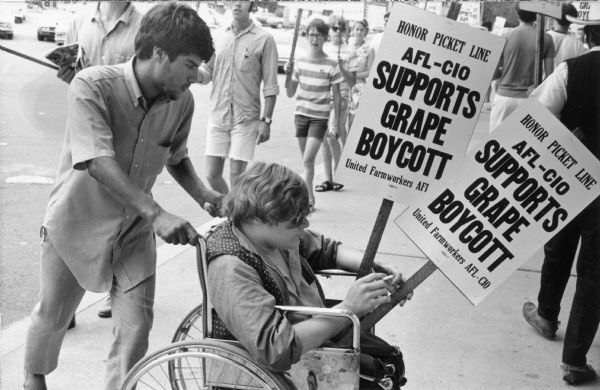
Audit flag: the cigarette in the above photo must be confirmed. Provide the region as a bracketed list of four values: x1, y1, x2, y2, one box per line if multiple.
[382, 274, 394, 282]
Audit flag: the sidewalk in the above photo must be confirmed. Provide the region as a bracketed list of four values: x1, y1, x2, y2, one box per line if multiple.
[2, 107, 598, 389]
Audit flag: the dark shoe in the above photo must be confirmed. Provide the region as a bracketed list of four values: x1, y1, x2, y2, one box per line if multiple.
[315, 181, 333, 192]
[562, 364, 597, 385]
[98, 296, 112, 318]
[522, 302, 559, 339]
[332, 182, 344, 191]
[67, 315, 76, 330]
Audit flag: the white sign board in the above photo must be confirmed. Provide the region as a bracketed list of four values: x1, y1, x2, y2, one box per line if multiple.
[337, 3, 505, 205]
[395, 99, 600, 305]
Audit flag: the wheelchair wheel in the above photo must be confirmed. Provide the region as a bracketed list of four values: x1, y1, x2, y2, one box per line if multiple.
[122, 339, 292, 390]
[172, 304, 204, 342]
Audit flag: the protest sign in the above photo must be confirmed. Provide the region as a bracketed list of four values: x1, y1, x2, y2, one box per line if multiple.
[336, 2, 504, 205]
[395, 99, 600, 305]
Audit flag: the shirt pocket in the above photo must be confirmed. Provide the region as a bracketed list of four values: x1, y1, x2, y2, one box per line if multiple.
[239, 52, 259, 73]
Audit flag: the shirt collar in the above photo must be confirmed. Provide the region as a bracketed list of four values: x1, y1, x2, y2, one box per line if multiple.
[91, 2, 134, 26]
[226, 20, 256, 36]
[123, 57, 147, 110]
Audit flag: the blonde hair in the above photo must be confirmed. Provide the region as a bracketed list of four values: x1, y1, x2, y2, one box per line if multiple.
[222, 162, 310, 228]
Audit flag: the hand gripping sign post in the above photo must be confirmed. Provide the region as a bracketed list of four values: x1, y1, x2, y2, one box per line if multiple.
[396, 99, 600, 305]
[333, 3, 505, 337]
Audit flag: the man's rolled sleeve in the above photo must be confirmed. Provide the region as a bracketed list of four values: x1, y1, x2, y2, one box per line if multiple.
[67, 74, 114, 170]
[208, 256, 303, 372]
[167, 97, 194, 166]
[261, 35, 280, 97]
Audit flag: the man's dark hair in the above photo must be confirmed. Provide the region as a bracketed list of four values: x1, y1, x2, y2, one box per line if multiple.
[584, 25, 600, 46]
[135, 2, 214, 62]
[308, 18, 329, 37]
[558, 3, 578, 27]
[516, 3, 537, 24]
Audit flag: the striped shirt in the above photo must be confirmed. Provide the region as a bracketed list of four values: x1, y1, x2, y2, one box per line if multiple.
[292, 56, 342, 119]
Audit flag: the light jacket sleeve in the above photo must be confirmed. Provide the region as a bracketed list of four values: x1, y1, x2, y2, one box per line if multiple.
[207, 255, 303, 372]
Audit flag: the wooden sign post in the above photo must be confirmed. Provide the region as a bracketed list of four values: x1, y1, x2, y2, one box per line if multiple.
[334, 3, 505, 342]
[284, 9, 303, 89]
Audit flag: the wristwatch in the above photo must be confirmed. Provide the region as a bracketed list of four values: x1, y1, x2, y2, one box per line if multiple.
[261, 117, 272, 125]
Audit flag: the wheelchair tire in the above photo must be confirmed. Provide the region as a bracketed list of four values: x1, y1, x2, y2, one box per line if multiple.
[122, 339, 293, 390]
[172, 304, 204, 342]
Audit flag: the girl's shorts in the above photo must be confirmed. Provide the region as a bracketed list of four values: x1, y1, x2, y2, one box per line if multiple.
[294, 115, 328, 140]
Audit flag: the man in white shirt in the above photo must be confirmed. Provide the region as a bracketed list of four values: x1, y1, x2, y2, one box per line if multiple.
[547, 3, 586, 67]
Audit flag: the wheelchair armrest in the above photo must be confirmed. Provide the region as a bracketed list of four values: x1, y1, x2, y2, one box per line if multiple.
[274, 305, 360, 349]
[315, 269, 357, 278]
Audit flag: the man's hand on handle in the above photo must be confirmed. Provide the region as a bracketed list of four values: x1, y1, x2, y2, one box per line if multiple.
[152, 210, 199, 245]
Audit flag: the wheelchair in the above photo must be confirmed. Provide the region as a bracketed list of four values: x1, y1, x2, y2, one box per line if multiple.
[121, 234, 403, 390]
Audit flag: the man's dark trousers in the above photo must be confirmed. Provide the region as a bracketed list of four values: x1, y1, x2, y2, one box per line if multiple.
[538, 198, 600, 366]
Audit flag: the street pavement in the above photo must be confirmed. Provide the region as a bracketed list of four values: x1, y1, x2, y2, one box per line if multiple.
[1, 95, 599, 389]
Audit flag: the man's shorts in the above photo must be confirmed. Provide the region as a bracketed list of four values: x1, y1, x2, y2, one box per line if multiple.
[205, 119, 259, 162]
[294, 115, 328, 140]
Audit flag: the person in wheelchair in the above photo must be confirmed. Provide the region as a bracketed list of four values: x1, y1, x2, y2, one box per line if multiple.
[206, 161, 411, 388]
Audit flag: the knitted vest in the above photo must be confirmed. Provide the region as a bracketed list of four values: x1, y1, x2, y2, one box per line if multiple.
[206, 221, 326, 340]
[561, 51, 600, 159]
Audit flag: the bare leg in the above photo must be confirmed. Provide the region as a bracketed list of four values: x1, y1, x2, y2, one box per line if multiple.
[302, 137, 323, 206]
[229, 159, 249, 188]
[321, 142, 334, 183]
[206, 155, 229, 194]
[328, 137, 342, 174]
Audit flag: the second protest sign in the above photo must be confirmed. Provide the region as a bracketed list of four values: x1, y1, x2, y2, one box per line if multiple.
[395, 99, 600, 305]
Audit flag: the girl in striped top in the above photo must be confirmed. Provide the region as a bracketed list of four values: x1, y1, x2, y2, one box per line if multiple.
[285, 18, 342, 211]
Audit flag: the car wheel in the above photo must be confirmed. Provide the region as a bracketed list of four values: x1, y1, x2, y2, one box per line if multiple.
[276, 22, 283, 29]
[8, 34, 13, 40]
[37, 32, 43, 41]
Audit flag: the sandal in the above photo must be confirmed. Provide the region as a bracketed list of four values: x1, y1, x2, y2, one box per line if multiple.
[332, 182, 344, 191]
[315, 181, 333, 192]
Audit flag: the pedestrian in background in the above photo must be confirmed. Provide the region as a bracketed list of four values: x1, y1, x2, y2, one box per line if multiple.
[547, 3, 586, 67]
[285, 18, 342, 211]
[197, 1, 279, 194]
[57, 2, 142, 84]
[314, 14, 353, 194]
[524, 17, 600, 386]
[347, 19, 376, 133]
[23, 4, 221, 389]
[489, 3, 555, 132]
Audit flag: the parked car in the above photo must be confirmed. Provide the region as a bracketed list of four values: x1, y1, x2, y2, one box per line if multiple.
[12, 8, 26, 24]
[266, 15, 293, 29]
[37, 11, 70, 42]
[252, 10, 272, 25]
[54, 20, 68, 45]
[0, 16, 14, 39]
